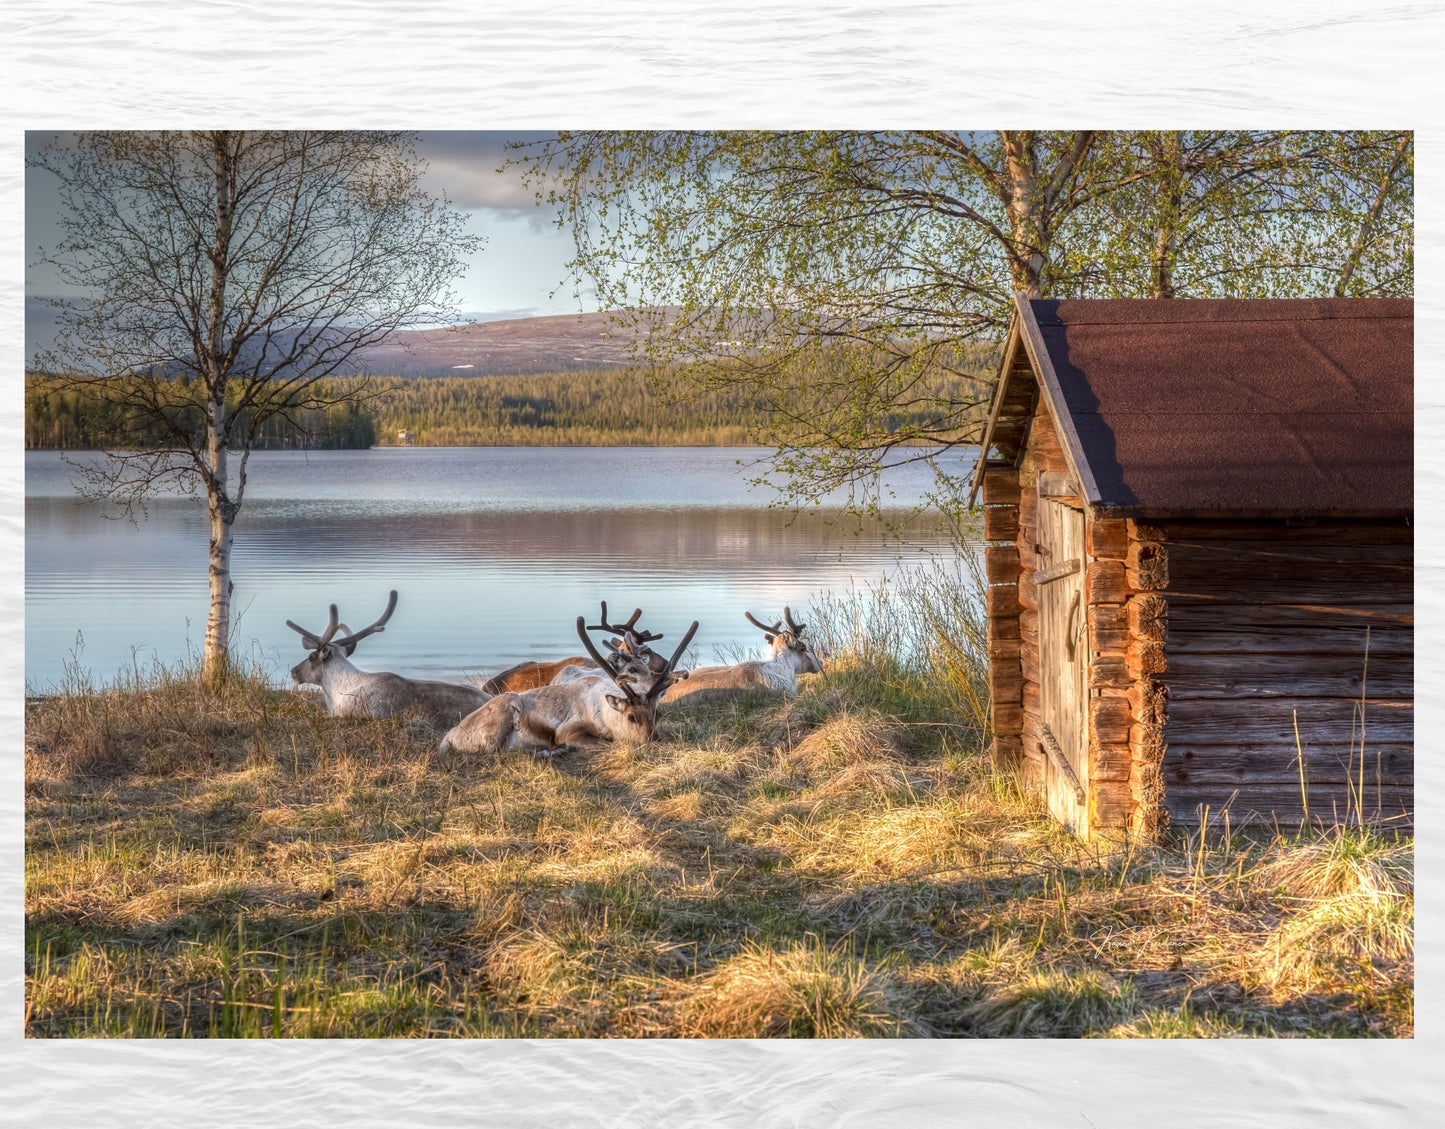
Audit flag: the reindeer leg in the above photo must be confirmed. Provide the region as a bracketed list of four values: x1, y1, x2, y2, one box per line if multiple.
[549, 719, 608, 754]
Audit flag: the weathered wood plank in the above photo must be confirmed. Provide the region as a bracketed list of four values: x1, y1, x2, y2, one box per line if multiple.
[1089, 603, 1129, 652]
[1089, 656, 1132, 690]
[1038, 471, 1080, 498]
[1126, 641, 1167, 678]
[1128, 680, 1169, 726]
[1091, 695, 1133, 744]
[1018, 490, 1038, 546]
[1161, 783, 1413, 829]
[1086, 518, 1128, 560]
[1128, 593, 1168, 634]
[990, 665, 1023, 705]
[982, 469, 1020, 506]
[1088, 560, 1131, 603]
[1151, 521, 1413, 545]
[988, 636, 1023, 662]
[1165, 580, 1412, 607]
[1162, 742, 1413, 787]
[1091, 784, 1135, 831]
[1166, 620, 1412, 654]
[1018, 569, 1038, 611]
[1021, 645, 1039, 684]
[1125, 541, 1168, 591]
[1167, 540, 1413, 581]
[1020, 610, 1038, 647]
[986, 544, 1022, 585]
[1161, 650, 1412, 700]
[984, 505, 1020, 542]
[1091, 741, 1132, 782]
[987, 585, 1021, 618]
[989, 614, 1021, 642]
[1130, 723, 1166, 764]
[992, 703, 1024, 735]
[992, 735, 1023, 772]
[1166, 697, 1413, 746]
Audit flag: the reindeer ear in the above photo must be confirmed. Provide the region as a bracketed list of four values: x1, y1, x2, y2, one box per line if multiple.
[764, 633, 776, 644]
[605, 693, 628, 711]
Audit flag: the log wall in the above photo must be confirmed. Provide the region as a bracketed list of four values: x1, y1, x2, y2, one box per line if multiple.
[1151, 520, 1414, 832]
[982, 409, 1412, 840]
[983, 468, 1023, 771]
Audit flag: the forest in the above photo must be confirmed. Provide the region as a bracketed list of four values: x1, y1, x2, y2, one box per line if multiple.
[24, 351, 994, 450]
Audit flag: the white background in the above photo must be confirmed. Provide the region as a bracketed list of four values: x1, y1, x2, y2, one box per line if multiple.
[1, 2, 1439, 1124]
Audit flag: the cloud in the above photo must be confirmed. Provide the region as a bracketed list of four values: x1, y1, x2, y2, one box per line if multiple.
[415, 130, 558, 215]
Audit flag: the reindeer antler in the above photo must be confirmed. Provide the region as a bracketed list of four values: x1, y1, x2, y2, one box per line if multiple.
[646, 620, 699, 702]
[576, 616, 643, 702]
[286, 604, 342, 650]
[783, 606, 807, 637]
[744, 610, 783, 636]
[587, 602, 664, 644]
[328, 590, 398, 652]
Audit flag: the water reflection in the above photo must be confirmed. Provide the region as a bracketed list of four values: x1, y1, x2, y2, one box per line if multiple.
[25, 448, 969, 689]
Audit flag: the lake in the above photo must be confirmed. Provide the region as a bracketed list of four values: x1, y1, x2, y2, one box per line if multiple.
[25, 446, 973, 692]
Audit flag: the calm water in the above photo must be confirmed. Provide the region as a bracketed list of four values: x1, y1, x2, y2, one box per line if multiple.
[25, 446, 969, 691]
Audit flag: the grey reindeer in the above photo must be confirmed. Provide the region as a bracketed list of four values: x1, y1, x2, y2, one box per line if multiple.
[440, 614, 697, 756]
[660, 607, 822, 704]
[287, 590, 490, 723]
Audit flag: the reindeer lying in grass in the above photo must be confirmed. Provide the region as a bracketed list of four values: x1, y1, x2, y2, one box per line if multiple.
[287, 591, 490, 723]
[477, 603, 671, 692]
[660, 607, 822, 704]
[440, 614, 697, 756]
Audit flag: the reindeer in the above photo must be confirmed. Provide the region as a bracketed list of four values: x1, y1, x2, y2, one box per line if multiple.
[287, 590, 490, 723]
[439, 614, 697, 756]
[477, 603, 671, 692]
[660, 607, 822, 704]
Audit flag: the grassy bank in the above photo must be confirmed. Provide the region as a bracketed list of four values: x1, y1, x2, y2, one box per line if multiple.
[24, 563, 1412, 1038]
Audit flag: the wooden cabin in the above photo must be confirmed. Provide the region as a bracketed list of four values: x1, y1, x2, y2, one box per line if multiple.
[970, 296, 1413, 840]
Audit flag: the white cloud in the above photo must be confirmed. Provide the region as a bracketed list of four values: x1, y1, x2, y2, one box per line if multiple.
[415, 130, 558, 215]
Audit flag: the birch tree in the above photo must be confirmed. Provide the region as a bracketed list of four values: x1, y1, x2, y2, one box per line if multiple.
[30, 131, 477, 687]
[520, 130, 1411, 514]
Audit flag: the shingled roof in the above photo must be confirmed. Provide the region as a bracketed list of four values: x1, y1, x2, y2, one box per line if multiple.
[975, 296, 1413, 519]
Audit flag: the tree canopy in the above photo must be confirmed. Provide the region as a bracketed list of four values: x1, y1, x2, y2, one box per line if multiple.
[520, 130, 1412, 515]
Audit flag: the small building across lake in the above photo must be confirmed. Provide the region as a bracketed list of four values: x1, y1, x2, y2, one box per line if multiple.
[970, 296, 1413, 840]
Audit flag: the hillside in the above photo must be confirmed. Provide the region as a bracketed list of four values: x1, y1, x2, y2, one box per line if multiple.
[358, 309, 658, 376]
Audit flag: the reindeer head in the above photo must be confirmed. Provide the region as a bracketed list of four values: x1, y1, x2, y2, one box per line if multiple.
[745, 606, 823, 674]
[286, 590, 398, 685]
[576, 613, 698, 741]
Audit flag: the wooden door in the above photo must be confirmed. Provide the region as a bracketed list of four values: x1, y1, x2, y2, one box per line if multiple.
[1037, 498, 1089, 837]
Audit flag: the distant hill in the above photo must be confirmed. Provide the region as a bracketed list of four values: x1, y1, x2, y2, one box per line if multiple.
[26, 299, 664, 379]
[357, 309, 663, 376]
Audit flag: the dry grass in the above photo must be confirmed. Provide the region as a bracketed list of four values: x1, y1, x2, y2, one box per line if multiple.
[24, 584, 1413, 1039]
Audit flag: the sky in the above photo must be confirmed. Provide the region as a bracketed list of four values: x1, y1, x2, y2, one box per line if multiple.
[23, 130, 592, 359]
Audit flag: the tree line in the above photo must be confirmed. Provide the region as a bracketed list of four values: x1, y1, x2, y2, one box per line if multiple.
[25, 377, 376, 451]
[26, 347, 997, 450]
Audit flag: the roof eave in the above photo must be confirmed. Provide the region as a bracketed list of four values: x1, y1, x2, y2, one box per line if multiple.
[965, 314, 1024, 509]
[1013, 294, 1105, 508]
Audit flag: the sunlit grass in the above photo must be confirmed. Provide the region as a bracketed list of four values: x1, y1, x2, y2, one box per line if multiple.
[24, 553, 1412, 1038]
